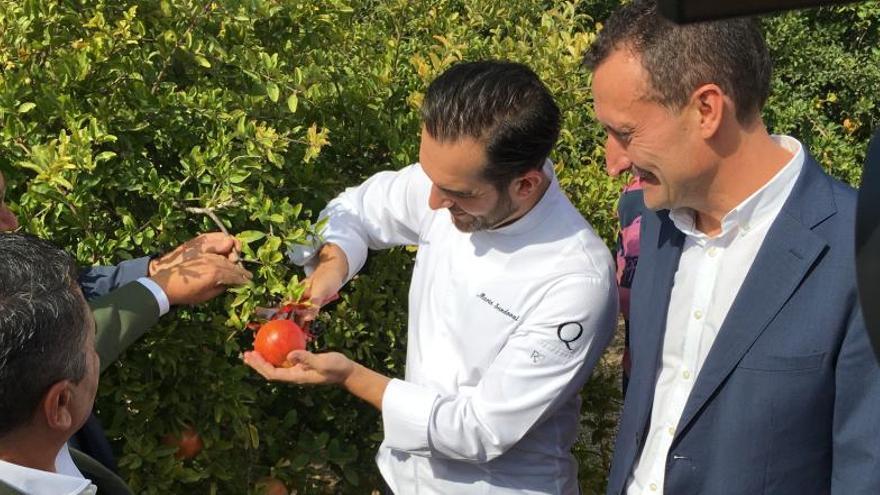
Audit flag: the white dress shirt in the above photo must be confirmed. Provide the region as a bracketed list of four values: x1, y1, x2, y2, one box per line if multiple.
[626, 136, 805, 494]
[292, 161, 618, 494]
[0, 445, 96, 495]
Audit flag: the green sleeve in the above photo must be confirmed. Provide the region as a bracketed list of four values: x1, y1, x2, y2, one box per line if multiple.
[89, 281, 160, 373]
[0, 480, 26, 495]
[70, 448, 134, 495]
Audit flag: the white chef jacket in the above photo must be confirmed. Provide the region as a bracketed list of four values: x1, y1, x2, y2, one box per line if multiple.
[626, 135, 805, 494]
[0, 445, 96, 495]
[293, 160, 618, 494]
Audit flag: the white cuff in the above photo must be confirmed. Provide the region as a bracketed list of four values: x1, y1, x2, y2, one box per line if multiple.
[381, 378, 438, 455]
[287, 235, 365, 283]
[287, 235, 322, 272]
[137, 277, 171, 316]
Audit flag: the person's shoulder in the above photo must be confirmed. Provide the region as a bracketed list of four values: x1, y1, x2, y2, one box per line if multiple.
[801, 162, 858, 229]
[796, 152, 856, 207]
[545, 207, 615, 281]
[827, 174, 857, 209]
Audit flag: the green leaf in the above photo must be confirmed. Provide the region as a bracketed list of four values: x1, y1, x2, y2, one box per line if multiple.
[286, 93, 298, 113]
[17, 102, 36, 113]
[194, 55, 211, 68]
[266, 82, 280, 102]
[95, 151, 117, 163]
[230, 291, 250, 308]
[228, 170, 250, 184]
[343, 466, 360, 486]
[237, 231, 266, 244]
[248, 423, 259, 449]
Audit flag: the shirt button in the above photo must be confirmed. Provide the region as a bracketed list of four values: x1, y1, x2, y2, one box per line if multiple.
[667, 426, 675, 436]
[683, 370, 692, 380]
[650, 483, 658, 491]
[708, 246, 718, 257]
[693, 310, 703, 320]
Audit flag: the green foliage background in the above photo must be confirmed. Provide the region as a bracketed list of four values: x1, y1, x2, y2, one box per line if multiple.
[1, 0, 877, 493]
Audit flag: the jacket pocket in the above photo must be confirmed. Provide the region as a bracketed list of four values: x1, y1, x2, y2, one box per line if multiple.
[737, 351, 825, 372]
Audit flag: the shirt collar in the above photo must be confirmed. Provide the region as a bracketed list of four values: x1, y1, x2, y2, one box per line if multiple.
[483, 159, 561, 237]
[0, 457, 94, 495]
[669, 135, 805, 241]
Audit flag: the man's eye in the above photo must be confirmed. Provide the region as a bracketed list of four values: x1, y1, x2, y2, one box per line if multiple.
[444, 190, 471, 199]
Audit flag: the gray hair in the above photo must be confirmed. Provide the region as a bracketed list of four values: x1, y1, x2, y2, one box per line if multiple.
[0, 232, 88, 437]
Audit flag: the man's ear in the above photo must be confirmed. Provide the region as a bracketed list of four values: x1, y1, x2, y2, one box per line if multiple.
[691, 83, 726, 139]
[41, 381, 75, 431]
[511, 169, 545, 199]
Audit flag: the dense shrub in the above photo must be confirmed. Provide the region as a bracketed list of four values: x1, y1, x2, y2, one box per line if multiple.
[1, 1, 877, 493]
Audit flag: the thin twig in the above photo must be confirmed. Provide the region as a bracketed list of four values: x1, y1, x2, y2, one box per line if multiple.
[185, 205, 251, 268]
[185, 206, 230, 235]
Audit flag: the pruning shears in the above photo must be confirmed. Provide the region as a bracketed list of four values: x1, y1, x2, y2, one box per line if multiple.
[249, 292, 340, 336]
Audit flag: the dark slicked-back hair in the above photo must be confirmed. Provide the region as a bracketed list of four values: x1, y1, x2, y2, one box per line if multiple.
[420, 61, 561, 190]
[0, 233, 88, 438]
[583, 0, 771, 125]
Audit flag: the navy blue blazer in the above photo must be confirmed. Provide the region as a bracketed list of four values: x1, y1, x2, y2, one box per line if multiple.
[79, 256, 151, 299]
[606, 155, 880, 495]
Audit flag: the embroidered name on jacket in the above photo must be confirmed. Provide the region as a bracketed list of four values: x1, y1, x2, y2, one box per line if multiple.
[476, 292, 520, 321]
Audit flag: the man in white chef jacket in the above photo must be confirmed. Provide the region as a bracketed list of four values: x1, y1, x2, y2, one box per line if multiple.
[244, 60, 618, 494]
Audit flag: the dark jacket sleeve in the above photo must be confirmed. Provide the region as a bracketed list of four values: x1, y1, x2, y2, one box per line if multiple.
[831, 302, 880, 494]
[70, 448, 134, 495]
[89, 281, 160, 372]
[79, 256, 151, 301]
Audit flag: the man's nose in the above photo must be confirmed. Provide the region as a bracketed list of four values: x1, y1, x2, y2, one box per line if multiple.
[604, 136, 633, 178]
[428, 184, 454, 210]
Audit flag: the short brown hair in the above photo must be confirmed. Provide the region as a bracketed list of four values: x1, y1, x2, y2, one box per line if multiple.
[584, 0, 771, 124]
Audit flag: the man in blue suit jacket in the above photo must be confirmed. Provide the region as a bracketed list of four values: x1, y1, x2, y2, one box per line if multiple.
[584, 2, 880, 494]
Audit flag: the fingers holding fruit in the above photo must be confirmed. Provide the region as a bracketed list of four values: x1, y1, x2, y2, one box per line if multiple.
[287, 350, 355, 384]
[243, 349, 354, 386]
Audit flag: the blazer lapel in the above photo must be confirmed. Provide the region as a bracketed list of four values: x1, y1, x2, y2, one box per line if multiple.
[632, 212, 685, 438]
[674, 156, 835, 436]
